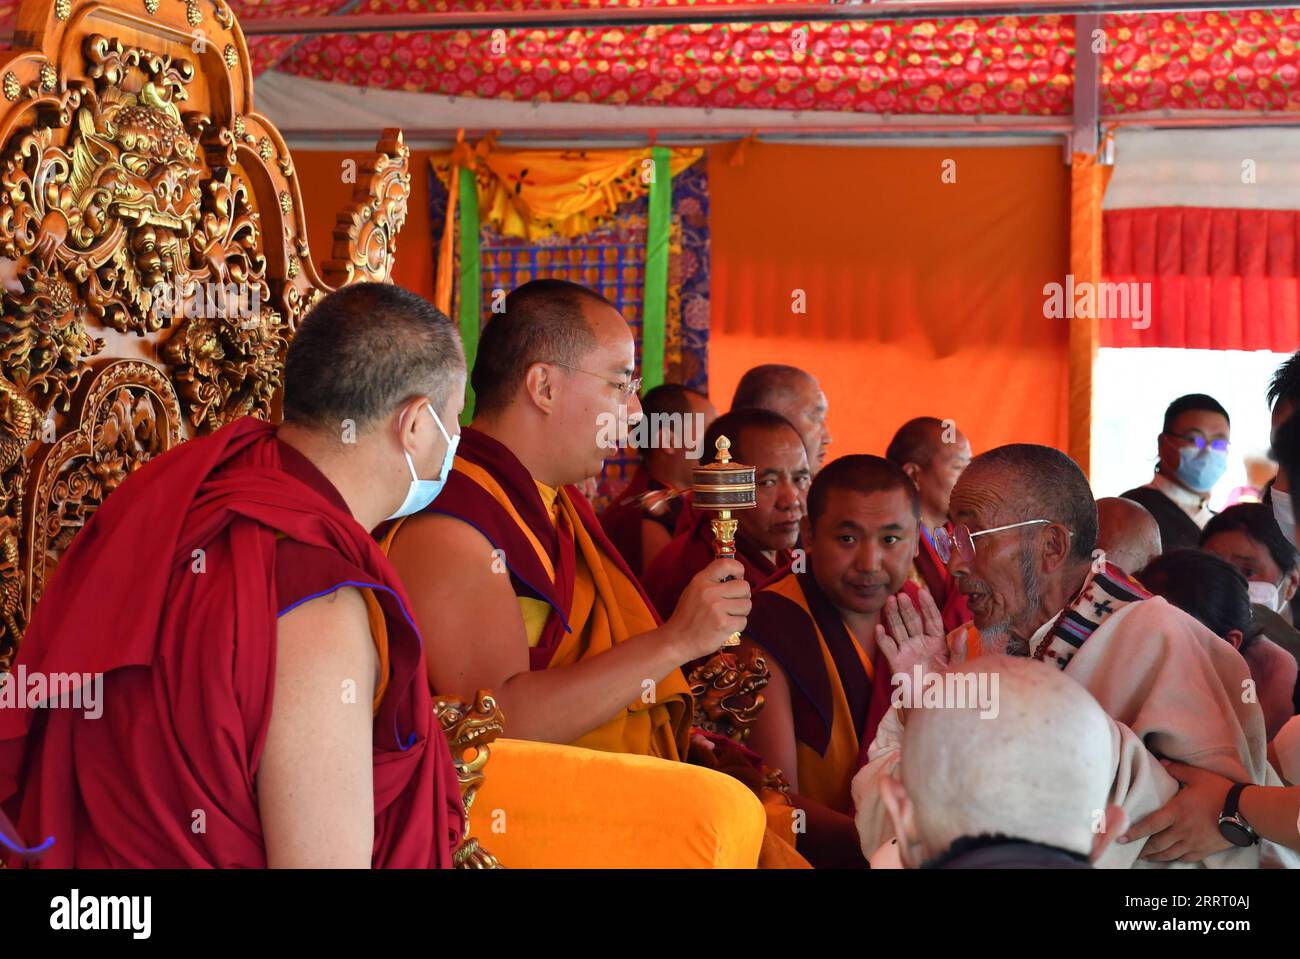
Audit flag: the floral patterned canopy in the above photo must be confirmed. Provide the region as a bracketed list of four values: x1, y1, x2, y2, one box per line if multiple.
[3, 0, 1298, 116]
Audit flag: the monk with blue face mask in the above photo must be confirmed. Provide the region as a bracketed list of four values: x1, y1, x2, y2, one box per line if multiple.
[1122, 393, 1231, 553]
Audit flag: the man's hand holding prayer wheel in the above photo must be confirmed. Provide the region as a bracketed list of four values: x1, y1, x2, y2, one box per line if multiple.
[665, 557, 753, 659]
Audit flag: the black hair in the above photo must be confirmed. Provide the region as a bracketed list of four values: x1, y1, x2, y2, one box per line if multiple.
[701, 408, 803, 467]
[808, 454, 920, 529]
[1138, 548, 1259, 649]
[1200, 503, 1299, 575]
[1162, 393, 1230, 434]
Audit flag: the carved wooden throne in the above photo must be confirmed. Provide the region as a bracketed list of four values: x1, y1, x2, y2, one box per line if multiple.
[0, 0, 500, 866]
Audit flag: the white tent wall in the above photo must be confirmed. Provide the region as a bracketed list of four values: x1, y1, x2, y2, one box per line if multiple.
[1097, 127, 1300, 509]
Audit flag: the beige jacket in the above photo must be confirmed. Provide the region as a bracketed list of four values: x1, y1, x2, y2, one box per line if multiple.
[853, 596, 1297, 868]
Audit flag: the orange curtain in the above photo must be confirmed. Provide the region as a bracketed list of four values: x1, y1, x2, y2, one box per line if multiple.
[1069, 151, 1111, 478]
[707, 143, 1071, 463]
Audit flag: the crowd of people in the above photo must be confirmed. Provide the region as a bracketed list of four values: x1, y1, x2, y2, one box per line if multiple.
[2, 277, 1299, 869]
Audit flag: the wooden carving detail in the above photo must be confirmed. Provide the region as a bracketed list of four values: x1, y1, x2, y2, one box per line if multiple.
[24, 360, 183, 627]
[321, 131, 411, 291]
[0, 0, 409, 666]
[687, 649, 770, 743]
[434, 691, 506, 869]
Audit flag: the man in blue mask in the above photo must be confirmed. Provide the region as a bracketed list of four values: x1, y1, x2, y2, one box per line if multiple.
[1121, 393, 1231, 553]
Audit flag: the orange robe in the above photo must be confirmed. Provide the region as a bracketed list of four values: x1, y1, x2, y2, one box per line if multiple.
[382, 427, 692, 760]
[743, 568, 902, 814]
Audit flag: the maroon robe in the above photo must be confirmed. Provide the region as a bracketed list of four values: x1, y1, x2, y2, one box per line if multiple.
[642, 505, 792, 620]
[598, 465, 681, 578]
[0, 418, 463, 868]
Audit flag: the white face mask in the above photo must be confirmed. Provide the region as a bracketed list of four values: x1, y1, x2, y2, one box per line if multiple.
[1248, 579, 1284, 613]
[1273, 487, 1296, 547]
[385, 403, 459, 522]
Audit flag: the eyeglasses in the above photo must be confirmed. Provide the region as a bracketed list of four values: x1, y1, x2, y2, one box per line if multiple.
[931, 519, 1056, 564]
[546, 361, 642, 397]
[1164, 432, 1230, 453]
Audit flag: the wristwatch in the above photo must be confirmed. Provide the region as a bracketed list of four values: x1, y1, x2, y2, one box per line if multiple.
[1217, 782, 1259, 847]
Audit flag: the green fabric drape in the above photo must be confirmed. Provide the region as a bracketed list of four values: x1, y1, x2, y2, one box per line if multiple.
[457, 165, 482, 425]
[641, 145, 671, 395]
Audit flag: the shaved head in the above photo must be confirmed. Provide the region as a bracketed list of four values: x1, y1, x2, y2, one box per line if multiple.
[947, 445, 1097, 652]
[888, 655, 1117, 864]
[886, 417, 948, 467]
[957, 445, 1098, 562]
[284, 282, 463, 431]
[731, 364, 831, 471]
[886, 416, 972, 529]
[470, 278, 607, 417]
[1096, 497, 1162, 576]
[730, 364, 812, 408]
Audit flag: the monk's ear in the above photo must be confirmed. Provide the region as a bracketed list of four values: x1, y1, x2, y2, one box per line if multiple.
[523, 361, 557, 415]
[901, 462, 922, 489]
[1226, 628, 1244, 651]
[879, 772, 922, 869]
[392, 395, 430, 452]
[1041, 522, 1073, 573]
[1089, 804, 1127, 864]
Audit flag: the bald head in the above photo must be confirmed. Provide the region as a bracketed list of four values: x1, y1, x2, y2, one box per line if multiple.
[284, 282, 464, 431]
[955, 445, 1098, 563]
[470, 278, 610, 418]
[888, 655, 1117, 865]
[731, 364, 831, 471]
[886, 416, 972, 529]
[1096, 497, 1162, 576]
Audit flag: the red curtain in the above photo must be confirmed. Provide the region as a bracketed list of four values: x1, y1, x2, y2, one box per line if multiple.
[1102, 206, 1300, 351]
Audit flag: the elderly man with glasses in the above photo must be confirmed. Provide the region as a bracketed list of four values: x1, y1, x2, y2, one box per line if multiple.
[1121, 393, 1232, 552]
[852, 443, 1298, 869]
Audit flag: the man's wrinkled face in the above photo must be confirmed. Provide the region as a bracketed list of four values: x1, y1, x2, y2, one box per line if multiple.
[806, 486, 918, 616]
[946, 471, 1042, 652]
[737, 426, 811, 553]
[916, 432, 971, 523]
[770, 377, 831, 472]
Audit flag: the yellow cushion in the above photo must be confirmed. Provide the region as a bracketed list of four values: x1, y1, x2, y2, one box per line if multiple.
[468, 738, 767, 868]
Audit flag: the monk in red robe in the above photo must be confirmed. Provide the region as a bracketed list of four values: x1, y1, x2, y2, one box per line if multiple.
[742, 455, 923, 867]
[600, 383, 717, 577]
[0, 283, 465, 868]
[643, 408, 810, 620]
[886, 416, 973, 632]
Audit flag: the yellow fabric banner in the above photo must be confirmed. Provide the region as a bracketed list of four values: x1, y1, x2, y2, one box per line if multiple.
[431, 144, 703, 241]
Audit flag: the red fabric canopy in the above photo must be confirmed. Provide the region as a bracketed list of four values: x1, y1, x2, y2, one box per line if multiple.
[1103, 206, 1300, 352]
[4, 3, 1300, 117]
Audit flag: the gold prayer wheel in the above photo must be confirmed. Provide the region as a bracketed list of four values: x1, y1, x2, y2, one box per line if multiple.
[692, 435, 757, 647]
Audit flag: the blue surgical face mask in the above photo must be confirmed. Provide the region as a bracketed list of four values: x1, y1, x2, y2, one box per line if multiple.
[386, 403, 459, 521]
[1175, 445, 1228, 494]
